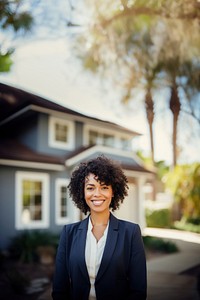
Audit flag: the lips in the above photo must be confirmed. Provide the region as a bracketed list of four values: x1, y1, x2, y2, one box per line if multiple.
[92, 200, 105, 206]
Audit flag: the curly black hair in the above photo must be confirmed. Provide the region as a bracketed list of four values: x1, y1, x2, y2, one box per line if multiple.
[68, 155, 129, 214]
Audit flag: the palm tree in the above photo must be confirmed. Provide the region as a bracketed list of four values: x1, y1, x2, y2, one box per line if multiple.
[157, 16, 200, 167]
[77, 4, 161, 165]
[75, 0, 200, 166]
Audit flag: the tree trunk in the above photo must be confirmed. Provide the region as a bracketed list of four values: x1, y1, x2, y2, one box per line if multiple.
[145, 88, 155, 165]
[169, 81, 181, 167]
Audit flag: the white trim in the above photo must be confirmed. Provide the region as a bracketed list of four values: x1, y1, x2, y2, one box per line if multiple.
[55, 178, 70, 225]
[124, 169, 154, 178]
[65, 145, 136, 167]
[0, 159, 64, 170]
[31, 105, 137, 135]
[48, 116, 75, 150]
[114, 183, 137, 223]
[1, 104, 138, 135]
[15, 171, 49, 230]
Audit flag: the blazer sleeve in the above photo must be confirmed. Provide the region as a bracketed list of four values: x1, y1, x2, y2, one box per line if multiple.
[52, 226, 71, 300]
[127, 224, 147, 300]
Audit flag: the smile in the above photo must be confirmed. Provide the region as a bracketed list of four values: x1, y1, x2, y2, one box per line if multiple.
[91, 200, 105, 206]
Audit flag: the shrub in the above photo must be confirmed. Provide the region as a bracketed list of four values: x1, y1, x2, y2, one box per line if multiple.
[143, 236, 179, 253]
[8, 231, 59, 263]
[173, 217, 200, 233]
[146, 208, 172, 228]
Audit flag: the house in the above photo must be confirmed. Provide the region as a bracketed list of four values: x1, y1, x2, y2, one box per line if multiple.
[0, 82, 154, 250]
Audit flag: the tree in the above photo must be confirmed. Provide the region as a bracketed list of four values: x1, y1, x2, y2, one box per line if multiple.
[0, 0, 34, 73]
[76, 2, 163, 165]
[73, 0, 200, 166]
[165, 163, 200, 218]
[156, 16, 200, 166]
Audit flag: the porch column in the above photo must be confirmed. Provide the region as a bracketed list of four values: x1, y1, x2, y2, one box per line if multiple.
[136, 176, 146, 230]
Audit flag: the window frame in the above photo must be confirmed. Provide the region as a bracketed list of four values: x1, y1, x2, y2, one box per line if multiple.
[15, 171, 49, 230]
[55, 178, 71, 225]
[83, 124, 132, 150]
[48, 116, 75, 150]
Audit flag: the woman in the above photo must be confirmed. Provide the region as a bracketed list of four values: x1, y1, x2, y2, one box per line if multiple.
[52, 155, 147, 300]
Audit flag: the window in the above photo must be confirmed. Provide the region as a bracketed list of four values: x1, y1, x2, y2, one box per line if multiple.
[103, 133, 114, 147]
[55, 123, 68, 143]
[15, 172, 49, 229]
[89, 130, 99, 145]
[88, 130, 114, 147]
[85, 126, 132, 150]
[120, 137, 131, 150]
[55, 179, 72, 225]
[49, 116, 75, 150]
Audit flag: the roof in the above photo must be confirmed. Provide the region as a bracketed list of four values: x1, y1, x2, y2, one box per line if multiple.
[0, 82, 153, 175]
[0, 82, 139, 135]
[0, 139, 64, 165]
[65, 145, 153, 174]
[0, 140, 153, 174]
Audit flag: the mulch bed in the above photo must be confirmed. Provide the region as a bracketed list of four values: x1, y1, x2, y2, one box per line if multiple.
[0, 258, 54, 300]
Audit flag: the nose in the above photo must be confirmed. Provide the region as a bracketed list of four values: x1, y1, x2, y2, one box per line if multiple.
[94, 187, 101, 197]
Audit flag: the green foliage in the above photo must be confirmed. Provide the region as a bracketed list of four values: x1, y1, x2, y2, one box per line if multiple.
[173, 217, 200, 233]
[0, 0, 34, 73]
[82, 55, 99, 72]
[155, 160, 170, 180]
[146, 208, 172, 228]
[9, 231, 59, 263]
[165, 163, 200, 218]
[0, 52, 13, 72]
[137, 151, 170, 179]
[0, 0, 33, 32]
[143, 235, 179, 253]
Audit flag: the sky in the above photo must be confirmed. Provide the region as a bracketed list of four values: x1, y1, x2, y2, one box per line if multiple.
[0, 2, 199, 165]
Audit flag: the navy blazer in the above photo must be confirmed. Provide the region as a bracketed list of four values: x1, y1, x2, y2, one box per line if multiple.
[52, 213, 147, 300]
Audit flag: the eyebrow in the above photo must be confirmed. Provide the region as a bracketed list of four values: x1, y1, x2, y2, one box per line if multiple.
[85, 183, 107, 186]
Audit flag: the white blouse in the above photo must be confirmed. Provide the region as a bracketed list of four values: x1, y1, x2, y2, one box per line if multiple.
[85, 217, 109, 300]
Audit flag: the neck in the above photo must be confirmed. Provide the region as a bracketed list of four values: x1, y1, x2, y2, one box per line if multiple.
[90, 211, 110, 226]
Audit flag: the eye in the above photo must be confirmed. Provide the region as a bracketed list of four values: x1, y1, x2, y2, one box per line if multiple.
[102, 186, 109, 190]
[86, 186, 94, 191]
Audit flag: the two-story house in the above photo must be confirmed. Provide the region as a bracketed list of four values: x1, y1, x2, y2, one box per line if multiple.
[0, 82, 154, 250]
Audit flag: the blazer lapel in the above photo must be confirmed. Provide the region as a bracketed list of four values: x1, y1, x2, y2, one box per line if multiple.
[96, 213, 119, 282]
[73, 216, 89, 281]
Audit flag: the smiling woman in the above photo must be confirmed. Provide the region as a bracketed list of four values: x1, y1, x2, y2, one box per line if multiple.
[52, 155, 147, 300]
[84, 173, 113, 241]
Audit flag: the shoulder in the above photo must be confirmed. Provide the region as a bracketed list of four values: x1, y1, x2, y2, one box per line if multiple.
[118, 219, 140, 232]
[117, 220, 144, 246]
[110, 213, 139, 229]
[110, 213, 141, 234]
[62, 216, 89, 234]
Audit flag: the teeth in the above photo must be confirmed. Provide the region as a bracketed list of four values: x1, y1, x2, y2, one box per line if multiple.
[92, 200, 104, 206]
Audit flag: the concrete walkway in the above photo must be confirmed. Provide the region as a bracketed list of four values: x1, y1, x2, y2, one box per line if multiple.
[144, 227, 200, 300]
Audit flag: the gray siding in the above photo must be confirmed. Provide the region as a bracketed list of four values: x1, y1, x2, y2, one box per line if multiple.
[18, 116, 38, 151]
[75, 121, 83, 148]
[0, 165, 72, 250]
[0, 167, 16, 249]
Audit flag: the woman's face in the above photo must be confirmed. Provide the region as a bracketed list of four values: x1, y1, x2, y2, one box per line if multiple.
[84, 173, 113, 213]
